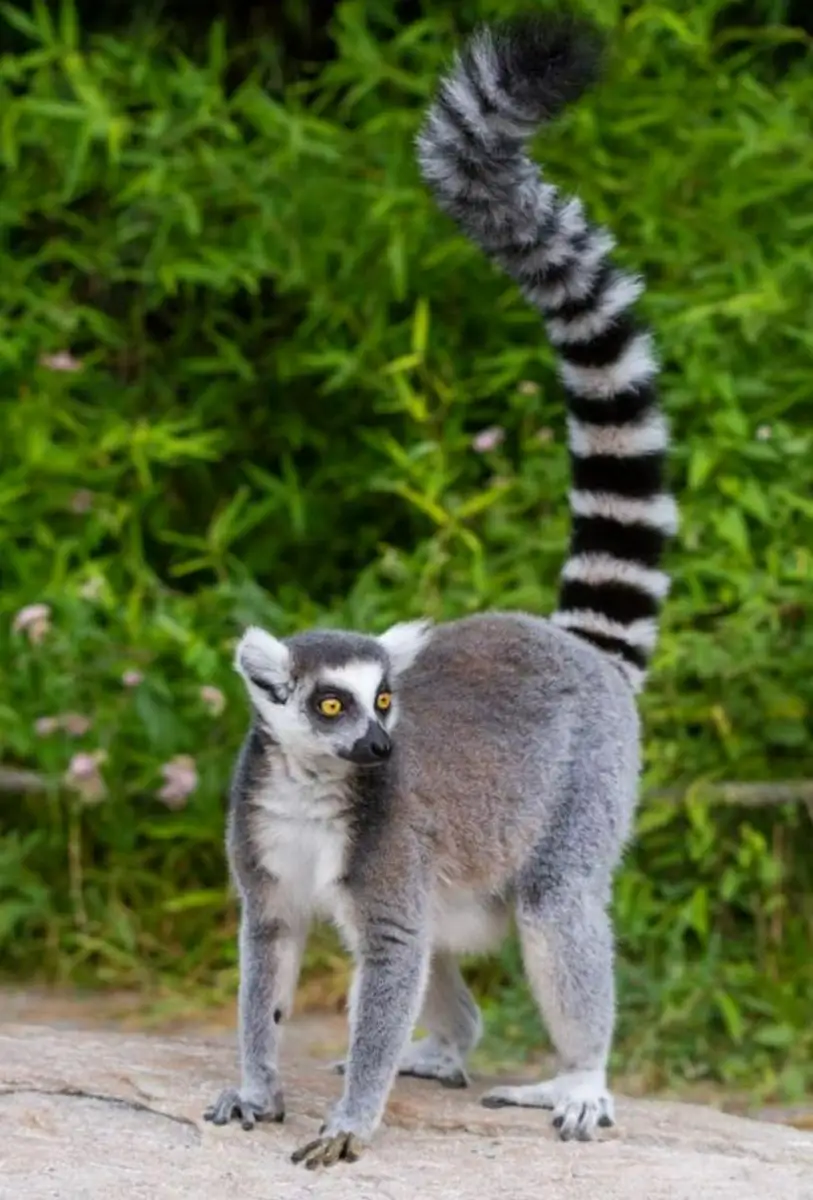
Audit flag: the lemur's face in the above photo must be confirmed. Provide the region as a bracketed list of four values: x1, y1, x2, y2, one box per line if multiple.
[250, 651, 396, 767]
[235, 622, 432, 770]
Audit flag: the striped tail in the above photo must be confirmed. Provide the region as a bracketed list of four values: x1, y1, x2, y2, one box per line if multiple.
[416, 15, 677, 692]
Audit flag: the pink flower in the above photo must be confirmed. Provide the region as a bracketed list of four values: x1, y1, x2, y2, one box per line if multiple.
[69, 489, 94, 514]
[122, 669, 144, 688]
[67, 752, 100, 780]
[64, 750, 107, 805]
[39, 350, 82, 372]
[61, 713, 92, 736]
[35, 713, 92, 737]
[157, 755, 198, 810]
[472, 426, 505, 453]
[35, 717, 61, 737]
[13, 603, 51, 643]
[200, 685, 225, 716]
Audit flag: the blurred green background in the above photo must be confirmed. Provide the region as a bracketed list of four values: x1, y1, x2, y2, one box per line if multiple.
[1, 0, 811, 1102]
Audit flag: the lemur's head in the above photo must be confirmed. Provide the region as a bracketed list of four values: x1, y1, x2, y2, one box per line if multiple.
[234, 621, 432, 769]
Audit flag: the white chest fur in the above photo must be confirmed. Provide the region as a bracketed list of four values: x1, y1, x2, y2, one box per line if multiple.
[251, 765, 351, 914]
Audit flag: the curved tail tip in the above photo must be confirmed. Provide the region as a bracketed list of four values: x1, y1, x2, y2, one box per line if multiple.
[469, 14, 604, 122]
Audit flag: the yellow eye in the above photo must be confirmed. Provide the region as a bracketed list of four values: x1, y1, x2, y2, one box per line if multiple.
[376, 691, 392, 713]
[317, 697, 343, 717]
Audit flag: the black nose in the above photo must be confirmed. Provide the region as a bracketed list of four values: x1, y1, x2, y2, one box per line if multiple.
[369, 734, 392, 760]
[341, 723, 393, 767]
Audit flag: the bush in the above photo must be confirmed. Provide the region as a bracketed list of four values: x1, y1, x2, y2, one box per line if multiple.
[1, 0, 812, 1098]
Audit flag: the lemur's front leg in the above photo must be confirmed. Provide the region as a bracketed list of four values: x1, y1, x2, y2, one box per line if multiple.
[292, 891, 429, 1168]
[205, 901, 305, 1130]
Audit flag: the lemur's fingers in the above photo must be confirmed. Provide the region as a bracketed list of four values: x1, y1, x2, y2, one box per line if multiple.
[203, 1087, 285, 1129]
[291, 1132, 364, 1169]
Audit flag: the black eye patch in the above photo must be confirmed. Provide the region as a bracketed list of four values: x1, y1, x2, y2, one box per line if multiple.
[309, 685, 357, 719]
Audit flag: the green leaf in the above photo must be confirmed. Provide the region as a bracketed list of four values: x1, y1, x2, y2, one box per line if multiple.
[0, 2, 43, 42]
[411, 296, 430, 359]
[59, 0, 77, 49]
[714, 990, 745, 1043]
[163, 890, 226, 913]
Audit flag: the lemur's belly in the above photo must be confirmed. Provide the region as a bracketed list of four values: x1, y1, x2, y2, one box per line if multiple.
[431, 887, 510, 955]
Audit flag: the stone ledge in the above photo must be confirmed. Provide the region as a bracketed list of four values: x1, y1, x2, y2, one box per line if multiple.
[2, 1023, 811, 1200]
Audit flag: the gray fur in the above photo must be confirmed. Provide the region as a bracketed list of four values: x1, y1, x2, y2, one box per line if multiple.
[206, 613, 639, 1160]
[206, 13, 670, 1168]
[334, 951, 482, 1087]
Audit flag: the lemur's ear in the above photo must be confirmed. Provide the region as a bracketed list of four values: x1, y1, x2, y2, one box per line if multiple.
[378, 619, 433, 679]
[235, 626, 293, 703]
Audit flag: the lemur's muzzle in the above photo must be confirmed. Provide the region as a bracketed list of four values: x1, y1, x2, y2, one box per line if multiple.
[342, 722, 392, 766]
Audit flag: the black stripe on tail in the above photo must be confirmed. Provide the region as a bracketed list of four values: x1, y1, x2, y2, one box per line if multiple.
[416, 15, 676, 690]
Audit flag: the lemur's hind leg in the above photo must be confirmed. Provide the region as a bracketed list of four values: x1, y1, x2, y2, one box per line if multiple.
[335, 953, 481, 1088]
[482, 883, 616, 1140]
[398, 952, 482, 1087]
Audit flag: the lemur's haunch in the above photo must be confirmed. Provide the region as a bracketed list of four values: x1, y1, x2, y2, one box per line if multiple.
[204, 14, 674, 1169]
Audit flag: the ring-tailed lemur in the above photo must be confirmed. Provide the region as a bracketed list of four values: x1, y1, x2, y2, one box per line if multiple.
[204, 14, 675, 1169]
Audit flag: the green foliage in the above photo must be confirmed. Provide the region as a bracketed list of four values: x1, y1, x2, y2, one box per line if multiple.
[1, 0, 812, 1098]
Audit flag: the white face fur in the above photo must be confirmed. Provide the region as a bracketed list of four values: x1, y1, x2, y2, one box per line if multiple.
[234, 621, 432, 770]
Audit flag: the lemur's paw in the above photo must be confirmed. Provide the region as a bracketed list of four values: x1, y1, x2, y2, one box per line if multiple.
[397, 1037, 470, 1088]
[482, 1070, 614, 1141]
[203, 1086, 285, 1131]
[333, 1038, 468, 1089]
[291, 1131, 365, 1169]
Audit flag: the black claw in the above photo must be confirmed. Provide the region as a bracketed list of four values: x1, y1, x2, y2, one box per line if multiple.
[440, 1071, 468, 1089]
[552, 1114, 564, 1129]
[291, 1138, 321, 1165]
[204, 1090, 283, 1130]
[481, 1095, 509, 1109]
[598, 1112, 614, 1128]
[255, 1106, 285, 1125]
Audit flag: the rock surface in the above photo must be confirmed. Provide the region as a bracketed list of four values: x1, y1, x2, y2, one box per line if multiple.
[2, 1020, 812, 1200]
